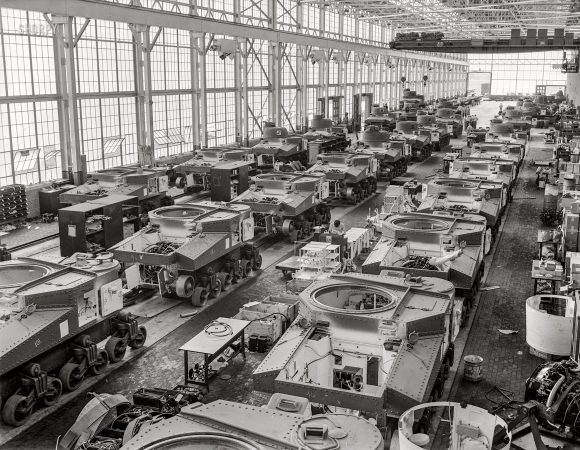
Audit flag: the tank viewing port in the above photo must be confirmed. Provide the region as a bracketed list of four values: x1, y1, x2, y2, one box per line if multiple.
[254, 173, 297, 182]
[432, 179, 479, 189]
[151, 206, 210, 219]
[310, 284, 398, 313]
[388, 216, 451, 232]
[0, 264, 52, 288]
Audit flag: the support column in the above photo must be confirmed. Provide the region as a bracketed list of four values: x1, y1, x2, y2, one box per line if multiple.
[199, 34, 208, 147]
[51, 15, 82, 183]
[233, 0, 243, 143]
[190, 32, 202, 148]
[130, 23, 155, 166]
[268, 41, 282, 126]
[242, 39, 249, 145]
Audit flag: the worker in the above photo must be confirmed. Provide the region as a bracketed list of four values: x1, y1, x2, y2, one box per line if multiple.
[499, 103, 503, 113]
[466, 123, 474, 134]
[329, 219, 346, 235]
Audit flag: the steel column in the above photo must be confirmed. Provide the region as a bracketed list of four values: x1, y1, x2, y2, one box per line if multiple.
[52, 16, 82, 183]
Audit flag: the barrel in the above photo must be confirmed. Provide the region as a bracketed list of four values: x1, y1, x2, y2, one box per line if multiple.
[463, 355, 483, 382]
[564, 175, 576, 192]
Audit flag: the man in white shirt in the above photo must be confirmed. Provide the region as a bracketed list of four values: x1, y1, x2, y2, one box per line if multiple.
[328, 219, 346, 235]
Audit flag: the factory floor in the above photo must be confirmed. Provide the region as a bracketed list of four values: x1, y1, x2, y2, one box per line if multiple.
[0, 101, 552, 450]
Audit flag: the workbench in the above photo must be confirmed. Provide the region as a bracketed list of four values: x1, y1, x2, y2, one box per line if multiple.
[179, 317, 249, 391]
[531, 260, 564, 294]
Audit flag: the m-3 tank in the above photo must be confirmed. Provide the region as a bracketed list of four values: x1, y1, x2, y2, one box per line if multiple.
[392, 121, 433, 161]
[416, 177, 507, 254]
[110, 202, 262, 307]
[0, 255, 145, 426]
[60, 393, 384, 450]
[486, 122, 527, 154]
[253, 272, 459, 439]
[252, 125, 309, 171]
[303, 115, 349, 154]
[364, 105, 397, 131]
[362, 212, 486, 324]
[435, 108, 463, 138]
[503, 109, 532, 135]
[306, 152, 379, 204]
[358, 126, 408, 179]
[231, 172, 332, 240]
[60, 167, 170, 212]
[448, 156, 517, 202]
[416, 115, 451, 151]
[174, 147, 255, 194]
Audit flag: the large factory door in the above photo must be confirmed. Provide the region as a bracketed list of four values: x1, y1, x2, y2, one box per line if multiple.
[353, 93, 373, 132]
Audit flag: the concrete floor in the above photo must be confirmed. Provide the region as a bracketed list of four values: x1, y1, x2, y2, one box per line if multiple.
[0, 101, 550, 449]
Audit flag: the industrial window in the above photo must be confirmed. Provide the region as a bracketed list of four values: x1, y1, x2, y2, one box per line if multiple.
[13, 149, 39, 174]
[103, 137, 124, 158]
[154, 129, 185, 147]
[43, 146, 60, 169]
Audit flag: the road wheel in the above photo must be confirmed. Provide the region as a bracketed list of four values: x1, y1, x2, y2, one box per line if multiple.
[40, 378, 63, 407]
[217, 271, 233, 291]
[192, 286, 209, 307]
[90, 349, 109, 375]
[240, 259, 252, 278]
[105, 336, 128, 363]
[22, 362, 41, 377]
[59, 363, 84, 392]
[252, 254, 263, 270]
[2, 395, 31, 427]
[209, 278, 222, 299]
[74, 334, 91, 347]
[128, 326, 147, 349]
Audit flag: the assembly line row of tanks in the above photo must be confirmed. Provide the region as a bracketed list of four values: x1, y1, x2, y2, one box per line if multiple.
[50, 115, 532, 449]
[0, 96, 551, 450]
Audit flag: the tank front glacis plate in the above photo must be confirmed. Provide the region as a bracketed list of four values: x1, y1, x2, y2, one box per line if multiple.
[417, 178, 504, 226]
[254, 273, 453, 418]
[361, 213, 485, 290]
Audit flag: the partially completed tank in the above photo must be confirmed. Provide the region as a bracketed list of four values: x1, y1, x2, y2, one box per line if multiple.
[503, 109, 532, 135]
[364, 104, 397, 131]
[252, 124, 309, 171]
[303, 114, 349, 154]
[359, 126, 408, 179]
[435, 108, 464, 138]
[253, 272, 459, 439]
[447, 156, 517, 202]
[392, 121, 433, 161]
[486, 122, 528, 154]
[0, 255, 145, 426]
[416, 177, 507, 255]
[110, 202, 262, 307]
[59, 392, 384, 450]
[173, 147, 255, 194]
[521, 101, 540, 116]
[470, 142, 525, 176]
[399, 89, 426, 109]
[306, 152, 379, 204]
[416, 115, 451, 151]
[231, 173, 331, 240]
[362, 212, 486, 324]
[60, 167, 171, 212]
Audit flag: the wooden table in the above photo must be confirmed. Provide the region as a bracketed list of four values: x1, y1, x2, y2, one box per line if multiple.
[179, 317, 249, 391]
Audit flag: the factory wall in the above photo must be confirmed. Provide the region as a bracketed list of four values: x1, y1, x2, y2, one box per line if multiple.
[0, 5, 467, 187]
